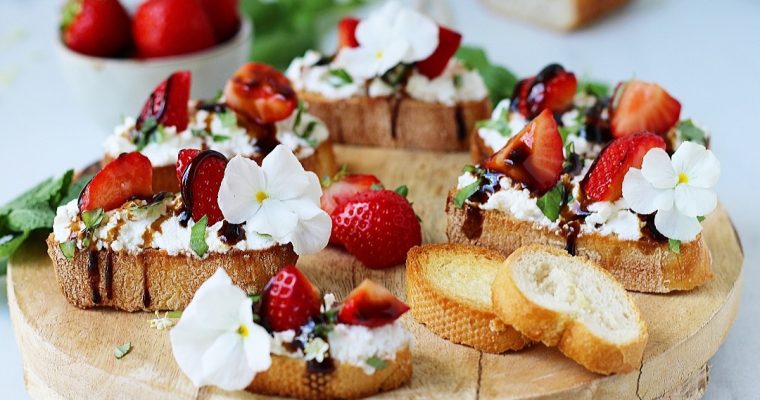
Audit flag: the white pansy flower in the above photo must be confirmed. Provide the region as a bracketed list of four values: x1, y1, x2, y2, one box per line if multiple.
[170, 269, 271, 391]
[303, 337, 330, 363]
[622, 141, 720, 241]
[335, 1, 438, 79]
[217, 145, 331, 255]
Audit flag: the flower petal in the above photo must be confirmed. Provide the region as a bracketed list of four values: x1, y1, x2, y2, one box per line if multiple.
[200, 332, 253, 391]
[674, 184, 717, 217]
[641, 148, 677, 189]
[355, 1, 400, 47]
[335, 47, 380, 80]
[394, 7, 438, 62]
[242, 322, 272, 374]
[261, 145, 310, 200]
[672, 142, 720, 188]
[218, 156, 266, 224]
[622, 168, 674, 214]
[289, 210, 331, 255]
[248, 199, 299, 241]
[654, 208, 703, 241]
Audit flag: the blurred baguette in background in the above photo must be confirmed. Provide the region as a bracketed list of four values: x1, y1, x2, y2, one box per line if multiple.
[481, 0, 631, 30]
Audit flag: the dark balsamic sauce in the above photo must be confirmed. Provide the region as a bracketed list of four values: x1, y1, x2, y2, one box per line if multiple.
[454, 104, 467, 142]
[639, 213, 668, 242]
[253, 124, 280, 156]
[307, 357, 336, 374]
[180, 150, 229, 220]
[104, 251, 113, 300]
[142, 256, 151, 308]
[462, 207, 484, 240]
[579, 96, 612, 144]
[218, 221, 246, 245]
[87, 251, 101, 304]
[196, 102, 228, 113]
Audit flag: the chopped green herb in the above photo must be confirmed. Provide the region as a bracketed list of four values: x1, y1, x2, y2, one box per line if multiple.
[558, 125, 580, 144]
[212, 90, 224, 103]
[463, 164, 484, 175]
[394, 185, 409, 197]
[366, 356, 388, 370]
[697, 215, 706, 222]
[454, 181, 481, 208]
[134, 117, 158, 151]
[59, 240, 76, 261]
[294, 100, 306, 128]
[536, 184, 572, 222]
[248, 293, 261, 304]
[577, 79, 610, 97]
[668, 239, 681, 254]
[218, 110, 237, 129]
[677, 119, 707, 146]
[212, 134, 231, 143]
[562, 142, 581, 175]
[475, 108, 512, 138]
[81, 208, 104, 230]
[383, 64, 411, 87]
[190, 216, 209, 257]
[327, 68, 353, 86]
[114, 342, 132, 359]
[167, 311, 183, 319]
[453, 74, 463, 88]
[191, 128, 208, 138]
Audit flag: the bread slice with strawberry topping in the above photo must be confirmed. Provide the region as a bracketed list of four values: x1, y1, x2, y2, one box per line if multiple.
[103, 64, 338, 193]
[48, 146, 331, 311]
[285, 3, 491, 151]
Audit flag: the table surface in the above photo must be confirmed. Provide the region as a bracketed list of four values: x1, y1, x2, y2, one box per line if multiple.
[1, 0, 757, 399]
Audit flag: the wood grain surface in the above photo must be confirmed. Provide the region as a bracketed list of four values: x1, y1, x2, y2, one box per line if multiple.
[8, 145, 743, 399]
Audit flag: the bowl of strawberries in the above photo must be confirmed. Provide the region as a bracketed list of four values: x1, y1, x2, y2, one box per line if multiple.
[57, 0, 251, 130]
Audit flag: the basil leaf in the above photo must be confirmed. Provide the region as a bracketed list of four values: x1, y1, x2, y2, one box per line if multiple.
[697, 215, 705, 222]
[668, 239, 681, 254]
[114, 342, 132, 359]
[212, 134, 231, 143]
[678, 119, 707, 145]
[454, 181, 481, 208]
[536, 185, 564, 222]
[59, 240, 76, 261]
[327, 68, 353, 86]
[81, 208, 105, 230]
[366, 356, 387, 370]
[456, 46, 518, 106]
[190, 216, 209, 257]
[577, 79, 610, 97]
[219, 110, 237, 129]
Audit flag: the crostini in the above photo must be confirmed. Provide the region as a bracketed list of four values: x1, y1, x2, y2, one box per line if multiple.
[448, 77, 720, 293]
[103, 63, 337, 193]
[48, 145, 331, 311]
[170, 267, 413, 399]
[285, 1, 491, 151]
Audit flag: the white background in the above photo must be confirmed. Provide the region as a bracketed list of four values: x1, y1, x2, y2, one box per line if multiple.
[0, 0, 758, 398]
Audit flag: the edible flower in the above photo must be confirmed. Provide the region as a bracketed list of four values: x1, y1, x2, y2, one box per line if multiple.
[217, 145, 331, 255]
[170, 268, 271, 391]
[335, 1, 438, 79]
[622, 141, 720, 241]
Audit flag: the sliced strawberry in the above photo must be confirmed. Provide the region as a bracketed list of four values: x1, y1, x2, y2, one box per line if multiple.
[582, 133, 666, 202]
[483, 109, 564, 194]
[332, 189, 422, 269]
[511, 64, 577, 119]
[176, 149, 201, 185]
[137, 71, 192, 132]
[320, 174, 381, 215]
[337, 17, 360, 49]
[337, 279, 409, 328]
[180, 150, 228, 225]
[416, 25, 462, 79]
[261, 265, 321, 332]
[79, 152, 153, 212]
[610, 80, 681, 138]
[223, 62, 298, 124]
[510, 77, 534, 118]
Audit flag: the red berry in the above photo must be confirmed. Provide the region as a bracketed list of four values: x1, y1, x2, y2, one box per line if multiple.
[610, 80, 681, 138]
[511, 64, 577, 119]
[133, 0, 216, 58]
[338, 280, 409, 328]
[79, 152, 153, 212]
[582, 133, 666, 202]
[483, 109, 564, 194]
[262, 266, 321, 332]
[61, 0, 132, 57]
[416, 25, 462, 79]
[180, 150, 228, 225]
[138, 71, 192, 132]
[176, 148, 201, 184]
[223, 62, 298, 124]
[320, 174, 381, 215]
[332, 190, 422, 269]
[198, 0, 241, 43]
[337, 17, 360, 49]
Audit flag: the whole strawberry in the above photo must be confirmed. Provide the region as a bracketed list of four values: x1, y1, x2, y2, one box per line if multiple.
[133, 0, 216, 58]
[61, 0, 132, 57]
[198, 0, 241, 43]
[332, 189, 422, 269]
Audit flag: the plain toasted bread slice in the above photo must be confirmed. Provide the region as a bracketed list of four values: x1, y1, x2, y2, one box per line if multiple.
[445, 194, 713, 293]
[46, 235, 297, 312]
[248, 346, 412, 400]
[406, 244, 528, 353]
[492, 245, 648, 375]
[300, 92, 491, 151]
[481, 0, 631, 30]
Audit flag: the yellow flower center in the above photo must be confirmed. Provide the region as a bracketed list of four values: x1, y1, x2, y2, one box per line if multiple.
[255, 191, 269, 204]
[237, 324, 249, 337]
[374, 50, 384, 60]
[678, 173, 689, 184]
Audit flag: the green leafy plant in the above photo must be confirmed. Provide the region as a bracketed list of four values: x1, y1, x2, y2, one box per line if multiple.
[455, 46, 518, 106]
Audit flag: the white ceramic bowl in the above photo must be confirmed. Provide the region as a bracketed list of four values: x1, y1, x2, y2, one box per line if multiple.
[57, 20, 252, 132]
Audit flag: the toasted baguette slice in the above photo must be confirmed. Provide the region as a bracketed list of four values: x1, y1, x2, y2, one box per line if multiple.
[470, 126, 496, 164]
[300, 92, 491, 151]
[492, 245, 648, 375]
[481, 0, 631, 30]
[46, 234, 297, 312]
[248, 346, 412, 400]
[406, 244, 528, 353]
[106, 140, 338, 193]
[445, 194, 713, 293]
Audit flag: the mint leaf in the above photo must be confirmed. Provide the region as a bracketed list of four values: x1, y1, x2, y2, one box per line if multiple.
[366, 356, 387, 370]
[457, 46, 518, 105]
[59, 240, 76, 261]
[61, 173, 93, 205]
[212, 134, 231, 143]
[454, 181, 481, 208]
[81, 208, 105, 230]
[536, 185, 565, 222]
[0, 231, 30, 258]
[678, 119, 707, 145]
[6, 205, 56, 232]
[577, 79, 610, 97]
[190, 216, 209, 257]
[219, 110, 237, 129]
[668, 239, 681, 254]
[114, 342, 132, 359]
[327, 68, 353, 86]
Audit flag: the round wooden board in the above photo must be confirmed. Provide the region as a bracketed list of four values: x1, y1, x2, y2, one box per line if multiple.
[8, 145, 744, 399]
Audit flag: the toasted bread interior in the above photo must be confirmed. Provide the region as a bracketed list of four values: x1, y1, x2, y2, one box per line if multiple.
[422, 249, 501, 312]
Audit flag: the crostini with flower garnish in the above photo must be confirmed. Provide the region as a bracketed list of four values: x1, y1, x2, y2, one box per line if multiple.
[170, 267, 412, 399]
[47, 145, 331, 311]
[285, 1, 491, 151]
[447, 78, 719, 292]
[103, 63, 337, 193]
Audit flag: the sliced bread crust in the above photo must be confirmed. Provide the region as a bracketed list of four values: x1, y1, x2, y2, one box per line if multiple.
[248, 346, 412, 400]
[481, 0, 631, 30]
[46, 234, 297, 312]
[300, 92, 491, 151]
[445, 193, 713, 293]
[491, 245, 648, 375]
[406, 244, 528, 353]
